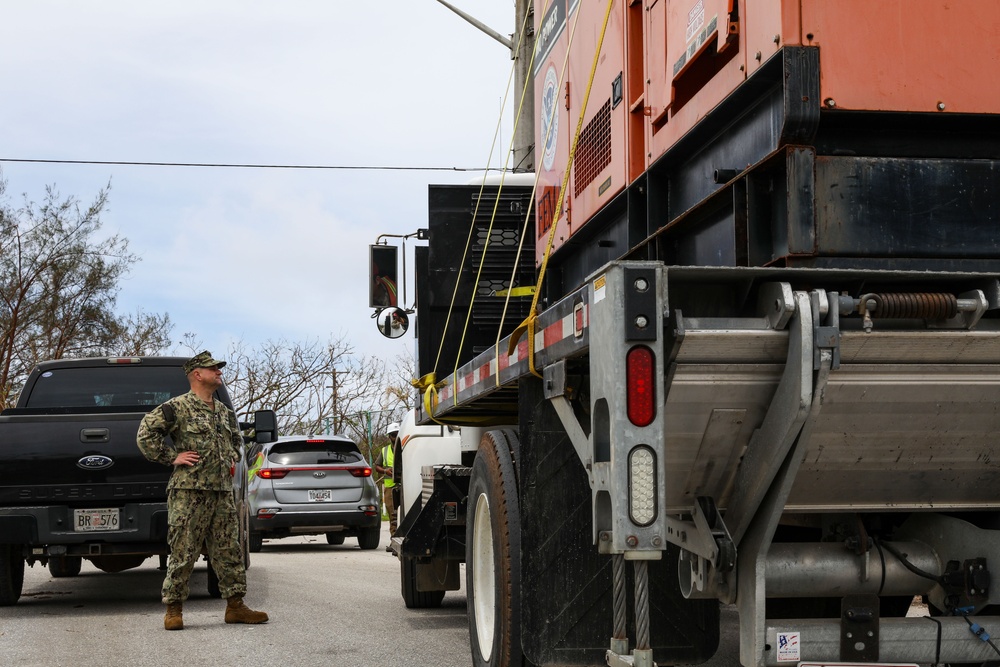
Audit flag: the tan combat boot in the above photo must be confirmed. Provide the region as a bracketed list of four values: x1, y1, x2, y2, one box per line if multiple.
[225, 595, 269, 624]
[164, 602, 183, 631]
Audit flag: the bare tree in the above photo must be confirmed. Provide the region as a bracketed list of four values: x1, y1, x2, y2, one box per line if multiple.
[221, 337, 412, 462]
[0, 178, 172, 407]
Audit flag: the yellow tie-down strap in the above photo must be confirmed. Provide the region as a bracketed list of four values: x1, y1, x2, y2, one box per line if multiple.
[412, 373, 511, 427]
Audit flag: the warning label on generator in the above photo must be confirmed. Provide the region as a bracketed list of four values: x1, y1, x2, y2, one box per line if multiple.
[686, 0, 706, 42]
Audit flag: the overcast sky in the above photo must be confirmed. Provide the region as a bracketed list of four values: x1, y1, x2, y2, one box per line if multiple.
[0, 1, 517, 368]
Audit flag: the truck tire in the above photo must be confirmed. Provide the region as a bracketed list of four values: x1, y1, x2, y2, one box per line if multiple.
[400, 555, 446, 608]
[325, 532, 345, 546]
[248, 530, 263, 553]
[48, 555, 83, 578]
[467, 429, 527, 667]
[357, 525, 380, 550]
[0, 544, 24, 606]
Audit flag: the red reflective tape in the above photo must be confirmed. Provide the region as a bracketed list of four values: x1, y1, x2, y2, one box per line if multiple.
[544, 321, 562, 348]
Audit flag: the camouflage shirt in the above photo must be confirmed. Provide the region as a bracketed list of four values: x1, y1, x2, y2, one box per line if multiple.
[137, 391, 242, 491]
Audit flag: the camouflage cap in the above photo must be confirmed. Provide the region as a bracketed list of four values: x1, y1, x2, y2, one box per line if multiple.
[183, 350, 227, 374]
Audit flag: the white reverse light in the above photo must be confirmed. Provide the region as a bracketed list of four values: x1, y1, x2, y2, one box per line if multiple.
[629, 445, 656, 526]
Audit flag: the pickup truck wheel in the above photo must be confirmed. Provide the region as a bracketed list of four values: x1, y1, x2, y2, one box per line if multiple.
[400, 555, 446, 608]
[357, 525, 380, 550]
[0, 544, 24, 606]
[325, 532, 346, 546]
[48, 555, 83, 578]
[248, 530, 263, 553]
[239, 498, 251, 569]
[206, 561, 221, 598]
[467, 429, 526, 667]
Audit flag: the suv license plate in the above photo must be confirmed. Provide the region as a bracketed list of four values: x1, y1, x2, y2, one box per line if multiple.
[73, 508, 121, 532]
[308, 489, 332, 502]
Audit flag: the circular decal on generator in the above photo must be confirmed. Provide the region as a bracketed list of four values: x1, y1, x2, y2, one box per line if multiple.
[540, 66, 560, 172]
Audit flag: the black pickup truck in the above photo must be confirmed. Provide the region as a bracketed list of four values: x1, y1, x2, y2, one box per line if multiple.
[0, 356, 276, 605]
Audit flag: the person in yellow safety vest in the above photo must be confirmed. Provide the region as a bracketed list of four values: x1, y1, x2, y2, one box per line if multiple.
[374, 423, 400, 551]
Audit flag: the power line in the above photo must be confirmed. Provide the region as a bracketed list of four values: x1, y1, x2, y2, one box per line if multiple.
[0, 157, 502, 172]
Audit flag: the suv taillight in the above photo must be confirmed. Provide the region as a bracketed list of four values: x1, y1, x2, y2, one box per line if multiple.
[258, 469, 289, 479]
[350, 467, 372, 478]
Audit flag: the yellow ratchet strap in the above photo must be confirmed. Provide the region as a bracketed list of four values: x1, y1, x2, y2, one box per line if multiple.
[507, 0, 615, 379]
[494, 286, 535, 297]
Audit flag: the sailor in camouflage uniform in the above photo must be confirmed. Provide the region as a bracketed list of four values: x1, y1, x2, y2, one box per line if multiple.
[137, 351, 268, 630]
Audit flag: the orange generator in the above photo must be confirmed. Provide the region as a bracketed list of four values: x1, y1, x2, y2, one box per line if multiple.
[534, 0, 1000, 288]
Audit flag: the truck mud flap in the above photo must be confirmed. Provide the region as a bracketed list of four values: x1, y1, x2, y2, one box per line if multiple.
[519, 376, 719, 666]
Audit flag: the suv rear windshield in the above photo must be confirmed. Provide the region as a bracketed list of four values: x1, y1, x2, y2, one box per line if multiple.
[267, 441, 363, 465]
[24, 366, 192, 409]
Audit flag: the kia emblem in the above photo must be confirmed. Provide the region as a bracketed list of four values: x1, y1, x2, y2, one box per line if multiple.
[313, 471, 326, 479]
[77, 455, 114, 471]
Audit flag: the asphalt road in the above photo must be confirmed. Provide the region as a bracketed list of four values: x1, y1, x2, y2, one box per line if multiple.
[0, 524, 471, 667]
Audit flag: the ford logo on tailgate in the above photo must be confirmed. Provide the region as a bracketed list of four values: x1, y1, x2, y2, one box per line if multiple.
[77, 455, 114, 471]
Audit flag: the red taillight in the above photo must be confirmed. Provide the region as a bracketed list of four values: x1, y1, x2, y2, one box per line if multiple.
[626, 345, 656, 427]
[350, 467, 372, 478]
[258, 468, 289, 479]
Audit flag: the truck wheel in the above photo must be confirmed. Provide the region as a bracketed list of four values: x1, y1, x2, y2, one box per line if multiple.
[248, 530, 263, 553]
[0, 544, 25, 606]
[400, 556, 446, 608]
[325, 532, 345, 545]
[48, 556, 83, 578]
[357, 525, 381, 550]
[206, 561, 222, 598]
[467, 429, 526, 667]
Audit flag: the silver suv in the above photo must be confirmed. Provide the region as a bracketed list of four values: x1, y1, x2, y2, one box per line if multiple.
[247, 435, 381, 550]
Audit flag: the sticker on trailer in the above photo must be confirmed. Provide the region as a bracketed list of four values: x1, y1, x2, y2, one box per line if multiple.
[593, 274, 607, 304]
[776, 632, 800, 662]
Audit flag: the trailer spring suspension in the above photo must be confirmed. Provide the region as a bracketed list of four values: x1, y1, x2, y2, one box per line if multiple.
[861, 292, 959, 320]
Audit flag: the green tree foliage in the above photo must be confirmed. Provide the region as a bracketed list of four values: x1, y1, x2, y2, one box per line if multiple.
[0, 178, 172, 407]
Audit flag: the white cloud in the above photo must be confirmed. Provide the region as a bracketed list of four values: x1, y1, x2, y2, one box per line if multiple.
[1, 0, 519, 364]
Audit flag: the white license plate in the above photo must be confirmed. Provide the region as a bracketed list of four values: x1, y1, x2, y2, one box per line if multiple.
[308, 489, 333, 502]
[73, 508, 120, 532]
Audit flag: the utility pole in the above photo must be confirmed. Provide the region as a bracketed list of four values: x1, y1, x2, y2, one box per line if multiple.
[331, 368, 339, 435]
[436, 0, 535, 172]
[512, 0, 535, 172]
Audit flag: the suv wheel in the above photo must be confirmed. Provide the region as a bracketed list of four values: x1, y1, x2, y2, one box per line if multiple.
[357, 526, 380, 550]
[248, 531, 263, 553]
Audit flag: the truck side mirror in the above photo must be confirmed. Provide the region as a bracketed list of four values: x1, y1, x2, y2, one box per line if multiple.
[375, 307, 409, 339]
[252, 409, 278, 443]
[370, 244, 399, 309]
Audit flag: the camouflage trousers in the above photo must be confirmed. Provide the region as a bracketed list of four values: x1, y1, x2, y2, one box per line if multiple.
[162, 488, 246, 603]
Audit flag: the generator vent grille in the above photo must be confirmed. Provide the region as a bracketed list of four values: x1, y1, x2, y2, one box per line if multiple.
[574, 99, 612, 196]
